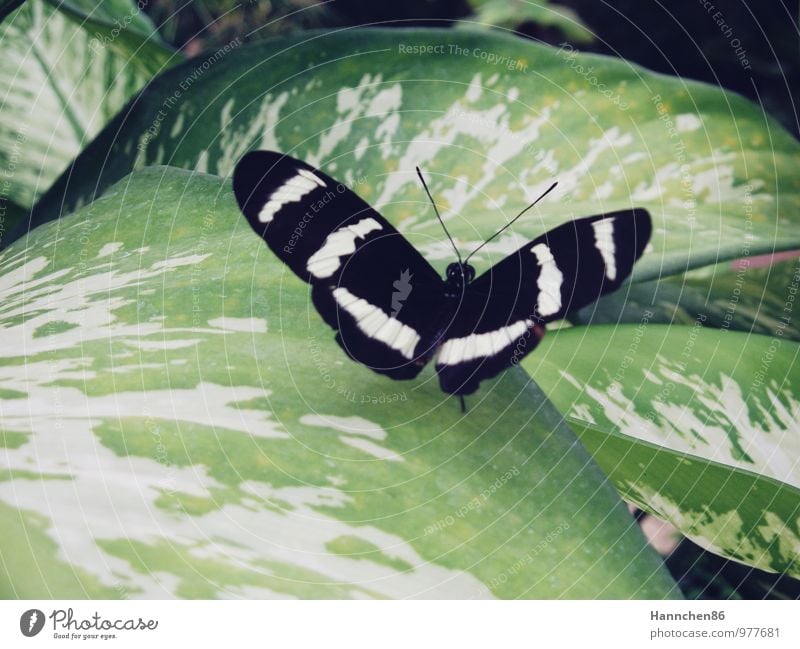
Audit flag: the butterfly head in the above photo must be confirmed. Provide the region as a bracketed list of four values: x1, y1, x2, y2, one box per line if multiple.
[445, 262, 475, 292]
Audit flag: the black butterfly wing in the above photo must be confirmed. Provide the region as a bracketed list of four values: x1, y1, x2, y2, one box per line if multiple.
[233, 150, 447, 380]
[436, 209, 652, 395]
[309, 237, 446, 379]
[434, 288, 546, 396]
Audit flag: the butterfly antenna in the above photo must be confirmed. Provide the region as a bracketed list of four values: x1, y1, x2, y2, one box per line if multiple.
[416, 167, 462, 265]
[464, 181, 558, 265]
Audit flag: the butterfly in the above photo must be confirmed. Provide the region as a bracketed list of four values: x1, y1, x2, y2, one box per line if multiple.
[233, 150, 652, 409]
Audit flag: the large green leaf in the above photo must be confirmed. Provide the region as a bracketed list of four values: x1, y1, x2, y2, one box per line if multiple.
[0, 0, 176, 208]
[23, 28, 800, 285]
[0, 167, 678, 598]
[575, 255, 800, 342]
[524, 324, 800, 576]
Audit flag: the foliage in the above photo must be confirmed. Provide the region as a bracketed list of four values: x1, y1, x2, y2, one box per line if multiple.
[525, 325, 800, 577]
[0, 0, 176, 209]
[0, 9, 797, 599]
[0, 167, 678, 598]
[465, 0, 593, 43]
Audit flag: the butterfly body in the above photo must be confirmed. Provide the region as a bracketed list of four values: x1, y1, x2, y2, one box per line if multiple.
[444, 262, 476, 297]
[233, 150, 652, 398]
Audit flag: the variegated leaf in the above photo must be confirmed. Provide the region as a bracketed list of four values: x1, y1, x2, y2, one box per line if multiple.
[24, 29, 800, 286]
[0, 0, 176, 208]
[525, 324, 800, 576]
[0, 168, 679, 599]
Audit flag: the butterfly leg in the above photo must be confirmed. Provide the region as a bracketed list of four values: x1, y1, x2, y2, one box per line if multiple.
[459, 394, 467, 413]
